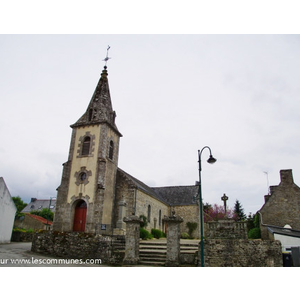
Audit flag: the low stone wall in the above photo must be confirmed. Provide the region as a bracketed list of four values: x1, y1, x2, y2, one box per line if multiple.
[205, 220, 248, 239]
[180, 252, 197, 265]
[31, 231, 125, 265]
[199, 239, 282, 267]
[11, 231, 34, 242]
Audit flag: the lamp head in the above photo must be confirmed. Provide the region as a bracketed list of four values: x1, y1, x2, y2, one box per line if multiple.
[207, 155, 217, 164]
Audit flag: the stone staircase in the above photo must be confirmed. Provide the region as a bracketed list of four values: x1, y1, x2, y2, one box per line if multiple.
[139, 239, 199, 266]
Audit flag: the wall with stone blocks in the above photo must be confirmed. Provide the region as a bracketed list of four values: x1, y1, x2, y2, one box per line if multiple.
[260, 169, 300, 240]
[31, 231, 125, 265]
[199, 239, 282, 267]
[114, 172, 169, 233]
[135, 190, 169, 232]
[173, 205, 200, 238]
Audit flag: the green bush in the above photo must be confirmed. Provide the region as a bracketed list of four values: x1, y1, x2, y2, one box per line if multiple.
[13, 227, 34, 233]
[31, 208, 54, 221]
[151, 228, 165, 239]
[181, 232, 190, 239]
[186, 222, 197, 238]
[140, 228, 153, 240]
[248, 227, 261, 239]
[139, 215, 148, 228]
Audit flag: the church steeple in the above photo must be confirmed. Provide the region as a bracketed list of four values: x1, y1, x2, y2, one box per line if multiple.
[71, 65, 122, 137]
[54, 52, 123, 234]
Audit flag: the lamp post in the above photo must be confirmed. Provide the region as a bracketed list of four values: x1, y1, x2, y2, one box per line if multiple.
[198, 146, 217, 267]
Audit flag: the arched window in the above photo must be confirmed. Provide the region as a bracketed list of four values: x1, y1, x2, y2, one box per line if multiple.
[147, 205, 151, 223]
[82, 136, 91, 155]
[109, 140, 114, 160]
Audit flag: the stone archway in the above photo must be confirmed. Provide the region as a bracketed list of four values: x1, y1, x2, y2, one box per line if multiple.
[73, 200, 87, 232]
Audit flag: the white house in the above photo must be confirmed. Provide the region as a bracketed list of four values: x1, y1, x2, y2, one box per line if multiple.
[268, 225, 300, 252]
[0, 177, 17, 243]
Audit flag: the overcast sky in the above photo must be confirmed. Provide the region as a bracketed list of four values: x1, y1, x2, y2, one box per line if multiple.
[1, 34, 300, 216]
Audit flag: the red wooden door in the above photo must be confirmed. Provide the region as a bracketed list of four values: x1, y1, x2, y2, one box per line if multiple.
[73, 201, 87, 232]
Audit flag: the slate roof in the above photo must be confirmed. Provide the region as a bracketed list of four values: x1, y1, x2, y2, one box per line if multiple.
[268, 226, 300, 238]
[117, 168, 167, 204]
[22, 199, 56, 213]
[117, 168, 198, 206]
[152, 185, 199, 206]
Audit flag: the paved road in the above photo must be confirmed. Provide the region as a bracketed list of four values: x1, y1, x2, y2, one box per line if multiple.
[0, 242, 106, 267]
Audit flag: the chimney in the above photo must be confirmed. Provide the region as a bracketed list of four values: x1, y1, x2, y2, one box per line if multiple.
[280, 169, 294, 185]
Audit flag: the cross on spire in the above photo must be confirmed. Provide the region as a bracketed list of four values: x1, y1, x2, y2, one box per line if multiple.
[103, 45, 111, 67]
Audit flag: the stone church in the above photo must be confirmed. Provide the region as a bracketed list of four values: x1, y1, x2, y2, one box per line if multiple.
[53, 65, 200, 237]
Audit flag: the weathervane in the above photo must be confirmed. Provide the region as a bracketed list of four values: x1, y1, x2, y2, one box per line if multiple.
[103, 45, 111, 67]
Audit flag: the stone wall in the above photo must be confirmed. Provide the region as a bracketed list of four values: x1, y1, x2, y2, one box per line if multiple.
[11, 231, 34, 242]
[199, 239, 282, 267]
[173, 205, 200, 238]
[14, 214, 49, 231]
[205, 220, 248, 239]
[114, 171, 169, 233]
[31, 231, 125, 265]
[135, 189, 169, 232]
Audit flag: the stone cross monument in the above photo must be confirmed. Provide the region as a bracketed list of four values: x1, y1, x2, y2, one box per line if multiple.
[221, 193, 228, 214]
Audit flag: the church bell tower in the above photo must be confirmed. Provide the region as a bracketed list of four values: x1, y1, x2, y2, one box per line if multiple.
[53, 58, 122, 234]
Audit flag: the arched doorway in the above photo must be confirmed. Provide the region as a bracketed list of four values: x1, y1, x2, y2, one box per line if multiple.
[73, 200, 87, 232]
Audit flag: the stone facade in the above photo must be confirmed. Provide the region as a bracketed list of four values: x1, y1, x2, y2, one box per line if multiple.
[153, 185, 200, 238]
[114, 169, 170, 233]
[200, 239, 282, 267]
[53, 67, 122, 235]
[173, 205, 199, 238]
[259, 169, 300, 240]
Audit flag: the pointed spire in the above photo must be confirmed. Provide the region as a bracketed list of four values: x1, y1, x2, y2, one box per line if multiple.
[71, 64, 122, 137]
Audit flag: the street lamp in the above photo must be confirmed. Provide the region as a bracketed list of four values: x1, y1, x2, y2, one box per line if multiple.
[198, 146, 217, 267]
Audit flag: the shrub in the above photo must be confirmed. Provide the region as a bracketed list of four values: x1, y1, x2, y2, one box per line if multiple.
[31, 208, 54, 221]
[139, 215, 148, 228]
[140, 228, 153, 240]
[248, 227, 261, 239]
[151, 228, 165, 239]
[13, 227, 34, 233]
[186, 222, 197, 238]
[181, 232, 190, 239]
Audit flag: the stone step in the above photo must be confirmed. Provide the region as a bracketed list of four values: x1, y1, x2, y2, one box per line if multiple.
[139, 260, 165, 266]
[139, 254, 166, 261]
[139, 245, 166, 250]
[140, 251, 166, 255]
[140, 244, 198, 252]
[139, 250, 166, 266]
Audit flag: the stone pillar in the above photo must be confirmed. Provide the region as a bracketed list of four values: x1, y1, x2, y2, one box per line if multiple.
[123, 215, 142, 265]
[116, 197, 127, 230]
[163, 213, 183, 267]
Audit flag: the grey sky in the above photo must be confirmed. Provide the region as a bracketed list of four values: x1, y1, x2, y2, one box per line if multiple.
[1, 34, 300, 216]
